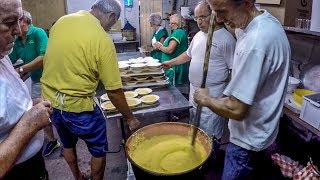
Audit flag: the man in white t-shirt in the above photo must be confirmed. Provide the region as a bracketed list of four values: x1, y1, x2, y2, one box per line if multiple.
[162, 0, 235, 155]
[194, 0, 290, 179]
[0, 0, 52, 178]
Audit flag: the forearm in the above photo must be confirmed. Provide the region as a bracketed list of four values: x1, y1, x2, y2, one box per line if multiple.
[160, 46, 172, 54]
[22, 56, 43, 72]
[202, 96, 248, 120]
[0, 118, 39, 177]
[107, 89, 135, 120]
[169, 52, 191, 66]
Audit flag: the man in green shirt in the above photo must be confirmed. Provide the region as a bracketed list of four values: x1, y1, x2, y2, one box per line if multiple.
[9, 10, 60, 157]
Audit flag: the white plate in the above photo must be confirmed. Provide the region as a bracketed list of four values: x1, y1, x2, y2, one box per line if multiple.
[141, 94, 160, 104]
[100, 93, 109, 101]
[124, 91, 138, 98]
[133, 76, 149, 81]
[126, 98, 142, 107]
[119, 63, 130, 70]
[134, 88, 152, 95]
[130, 63, 146, 69]
[156, 77, 169, 83]
[129, 58, 146, 64]
[147, 62, 161, 68]
[101, 101, 116, 111]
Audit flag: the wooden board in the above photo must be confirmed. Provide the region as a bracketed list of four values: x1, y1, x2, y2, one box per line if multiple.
[22, 0, 66, 30]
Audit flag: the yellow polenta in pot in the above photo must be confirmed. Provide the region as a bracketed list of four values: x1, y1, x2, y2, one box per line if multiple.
[130, 134, 207, 173]
[126, 122, 212, 177]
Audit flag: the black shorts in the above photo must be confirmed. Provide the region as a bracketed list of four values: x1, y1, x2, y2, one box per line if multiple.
[3, 149, 48, 180]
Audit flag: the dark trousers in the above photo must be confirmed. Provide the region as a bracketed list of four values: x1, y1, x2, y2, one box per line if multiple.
[3, 150, 48, 180]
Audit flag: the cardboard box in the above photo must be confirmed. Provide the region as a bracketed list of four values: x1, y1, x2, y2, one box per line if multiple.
[256, 0, 313, 27]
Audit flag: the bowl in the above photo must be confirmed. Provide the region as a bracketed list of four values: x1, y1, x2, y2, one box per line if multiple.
[126, 82, 138, 86]
[119, 63, 130, 71]
[293, 89, 315, 105]
[125, 91, 138, 98]
[129, 58, 146, 64]
[118, 60, 130, 65]
[126, 98, 142, 107]
[287, 76, 300, 93]
[101, 101, 116, 111]
[135, 88, 152, 95]
[133, 76, 149, 81]
[156, 77, 169, 83]
[130, 63, 146, 69]
[141, 94, 160, 104]
[100, 93, 109, 101]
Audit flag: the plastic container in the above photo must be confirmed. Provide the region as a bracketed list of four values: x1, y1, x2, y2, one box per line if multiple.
[300, 93, 320, 130]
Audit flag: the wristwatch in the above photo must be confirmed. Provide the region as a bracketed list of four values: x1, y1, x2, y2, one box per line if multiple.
[19, 67, 24, 73]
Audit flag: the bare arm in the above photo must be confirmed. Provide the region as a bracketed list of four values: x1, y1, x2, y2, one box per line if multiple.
[162, 52, 191, 69]
[106, 89, 140, 130]
[154, 40, 178, 54]
[0, 100, 51, 178]
[159, 37, 166, 44]
[194, 88, 249, 120]
[17, 56, 43, 75]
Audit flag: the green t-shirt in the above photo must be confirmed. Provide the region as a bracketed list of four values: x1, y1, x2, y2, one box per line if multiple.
[161, 28, 189, 85]
[9, 25, 48, 82]
[150, 27, 168, 61]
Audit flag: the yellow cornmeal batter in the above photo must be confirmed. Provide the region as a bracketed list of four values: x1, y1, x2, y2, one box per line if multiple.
[130, 135, 207, 174]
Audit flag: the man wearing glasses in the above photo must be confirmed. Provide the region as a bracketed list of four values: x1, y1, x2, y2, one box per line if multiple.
[0, 0, 52, 178]
[9, 10, 60, 158]
[162, 0, 236, 166]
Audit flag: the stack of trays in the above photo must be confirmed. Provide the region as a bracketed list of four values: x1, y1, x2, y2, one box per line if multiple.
[118, 56, 169, 89]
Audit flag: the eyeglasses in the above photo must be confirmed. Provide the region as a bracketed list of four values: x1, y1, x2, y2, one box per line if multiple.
[0, 20, 20, 30]
[169, 22, 178, 26]
[193, 14, 211, 21]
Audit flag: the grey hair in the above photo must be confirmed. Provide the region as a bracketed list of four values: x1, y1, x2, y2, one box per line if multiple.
[149, 13, 162, 26]
[21, 10, 32, 24]
[170, 14, 186, 28]
[91, 0, 121, 19]
[196, 1, 212, 14]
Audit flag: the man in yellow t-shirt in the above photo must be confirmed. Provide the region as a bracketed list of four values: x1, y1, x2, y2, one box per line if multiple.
[41, 0, 140, 179]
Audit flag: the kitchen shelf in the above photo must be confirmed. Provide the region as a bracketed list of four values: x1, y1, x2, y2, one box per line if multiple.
[284, 26, 320, 37]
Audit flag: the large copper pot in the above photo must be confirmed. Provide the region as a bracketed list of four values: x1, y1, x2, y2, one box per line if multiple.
[125, 122, 213, 179]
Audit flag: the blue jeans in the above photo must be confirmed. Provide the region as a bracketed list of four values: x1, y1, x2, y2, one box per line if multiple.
[222, 143, 256, 180]
[51, 106, 108, 157]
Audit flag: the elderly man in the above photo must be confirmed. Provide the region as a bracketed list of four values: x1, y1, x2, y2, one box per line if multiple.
[194, 0, 290, 179]
[9, 10, 60, 157]
[0, 0, 52, 179]
[41, 0, 140, 179]
[162, 0, 235, 157]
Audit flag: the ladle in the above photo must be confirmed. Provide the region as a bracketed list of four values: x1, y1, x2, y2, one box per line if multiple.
[191, 13, 216, 146]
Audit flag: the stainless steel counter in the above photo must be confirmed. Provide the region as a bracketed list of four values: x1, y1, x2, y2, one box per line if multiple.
[104, 86, 192, 120]
[100, 86, 192, 142]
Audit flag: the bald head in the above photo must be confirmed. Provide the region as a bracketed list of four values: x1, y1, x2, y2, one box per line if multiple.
[90, 0, 121, 31]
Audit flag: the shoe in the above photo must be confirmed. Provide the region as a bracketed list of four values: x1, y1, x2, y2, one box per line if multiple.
[43, 140, 60, 157]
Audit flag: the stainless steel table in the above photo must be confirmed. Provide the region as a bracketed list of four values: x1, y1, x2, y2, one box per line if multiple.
[102, 86, 193, 142]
